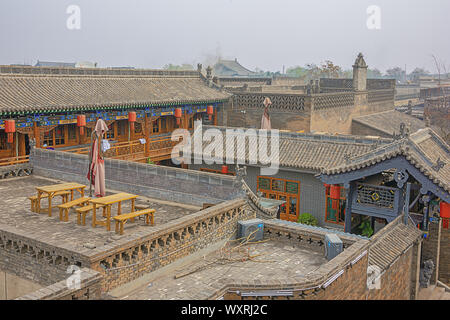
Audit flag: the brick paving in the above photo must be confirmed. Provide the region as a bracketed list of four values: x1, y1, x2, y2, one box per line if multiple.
[122, 240, 327, 300]
[0, 176, 196, 253]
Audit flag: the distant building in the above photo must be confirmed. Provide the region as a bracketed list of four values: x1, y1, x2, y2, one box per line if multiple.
[75, 61, 97, 68]
[213, 58, 258, 77]
[34, 60, 76, 68]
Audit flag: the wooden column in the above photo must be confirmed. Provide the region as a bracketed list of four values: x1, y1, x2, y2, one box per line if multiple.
[33, 122, 41, 148]
[144, 113, 150, 157]
[344, 182, 355, 233]
[183, 112, 188, 129]
[214, 108, 218, 125]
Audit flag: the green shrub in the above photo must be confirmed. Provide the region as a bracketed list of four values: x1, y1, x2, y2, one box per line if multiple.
[358, 218, 374, 237]
[297, 213, 318, 226]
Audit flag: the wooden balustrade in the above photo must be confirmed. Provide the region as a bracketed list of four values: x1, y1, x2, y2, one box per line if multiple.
[0, 155, 30, 167]
[63, 136, 179, 163]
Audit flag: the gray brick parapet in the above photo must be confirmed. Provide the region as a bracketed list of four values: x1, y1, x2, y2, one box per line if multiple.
[30, 147, 244, 206]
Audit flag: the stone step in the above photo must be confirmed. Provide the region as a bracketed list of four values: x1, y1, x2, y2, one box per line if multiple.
[418, 285, 450, 300]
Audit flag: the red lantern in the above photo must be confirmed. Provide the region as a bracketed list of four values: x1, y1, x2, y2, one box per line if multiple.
[330, 185, 341, 210]
[77, 115, 86, 136]
[440, 202, 450, 229]
[128, 111, 136, 131]
[4, 120, 15, 144]
[330, 185, 341, 199]
[221, 165, 228, 174]
[207, 105, 214, 120]
[174, 108, 182, 125]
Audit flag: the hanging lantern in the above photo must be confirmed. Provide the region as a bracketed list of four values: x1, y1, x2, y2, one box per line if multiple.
[207, 105, 214, 120]
[440, 202, 450, 229]
[174, 108, 182, 125]
[330, 185, 341, 199]
[330, 185, 341, 210]
[128, 111, 136, 131]
[4, 120, 15, 144]
[77, 115, 86, 136]
[221, 165, 228, 174]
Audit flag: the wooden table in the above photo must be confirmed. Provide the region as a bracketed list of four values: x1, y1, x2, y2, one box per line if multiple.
[36, 183, 86, 217]
[90, 192, 139, 231]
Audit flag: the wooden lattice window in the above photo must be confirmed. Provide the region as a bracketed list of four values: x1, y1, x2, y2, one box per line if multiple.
[68, 124, 77, 141]
[152, 120, 159, 133]
[54, 126, 65, 145]
[258, 177, 270, 190]
[106, 123, 115, 139]
[43, 130, 54, 147]
[118, 120, 126, 137]
[134, 122, 142, 134]
[0, 131, 10, 150]
[160, 117, 167, 132]
[257, 176, 301, 222]
[271, 179, 285, 192]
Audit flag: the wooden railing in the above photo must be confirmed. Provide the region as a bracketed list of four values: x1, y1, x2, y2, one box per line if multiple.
[63, 136, 179, 162]
[0, 155, 30, 167]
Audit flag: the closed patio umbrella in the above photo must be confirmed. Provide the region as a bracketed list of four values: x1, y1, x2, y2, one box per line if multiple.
[261, 97, 272, 130]
[87, 119, 108, 197]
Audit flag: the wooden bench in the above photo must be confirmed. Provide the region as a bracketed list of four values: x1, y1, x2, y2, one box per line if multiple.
[113, 209, 155, 235]
[76, 204, 105, 226]
[28, 191, 70, 213]
[58, 197, 91, 222]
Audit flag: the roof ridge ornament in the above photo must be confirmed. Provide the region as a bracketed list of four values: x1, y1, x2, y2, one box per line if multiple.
[393, 122, 410, 140]
[431, 157, 446, 172]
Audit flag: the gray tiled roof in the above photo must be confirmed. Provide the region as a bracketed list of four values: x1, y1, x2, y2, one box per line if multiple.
[0, 71, 231, 114]
[353, 110, 426, 136]
[323, 128, 450, 193]
[213, 59, 257, 77]
[368, 217, 422, 272]
[189, 125, 393, 172]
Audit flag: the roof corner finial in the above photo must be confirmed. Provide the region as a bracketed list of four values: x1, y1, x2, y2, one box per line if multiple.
[353, 52, 367, 68]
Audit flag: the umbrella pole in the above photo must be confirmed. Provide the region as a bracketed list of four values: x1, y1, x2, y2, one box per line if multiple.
[88, 131, 94, 198]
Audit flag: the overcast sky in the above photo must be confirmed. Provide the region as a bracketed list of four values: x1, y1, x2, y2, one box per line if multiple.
[0, 0, 448, 73]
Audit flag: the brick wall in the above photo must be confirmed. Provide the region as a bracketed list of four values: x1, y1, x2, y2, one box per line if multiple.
[438, 226, 450, 285]
[0, 225, 90, 287]
[367, 245, 414, 300]
[422, 221, 440, 282]
[351, 121, 391, 138]
[216, 218, 420, 300]
[87, 199, 255, 292]
[31, 148, 244, 206]
[16, 268, 102, 300]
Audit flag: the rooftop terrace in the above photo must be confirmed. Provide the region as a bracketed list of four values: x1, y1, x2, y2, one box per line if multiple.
[117, 240, 327, 300]
[0, 176, 198, 253]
